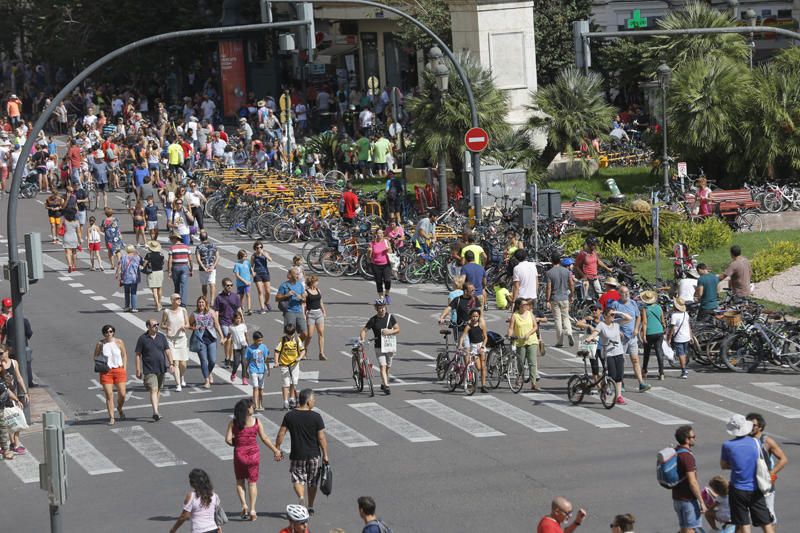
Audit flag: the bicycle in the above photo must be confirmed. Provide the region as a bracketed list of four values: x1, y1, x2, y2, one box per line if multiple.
[346, 337, 375, 396]
[444, 347, 479, 395]
[435, 326, 459, 381]
[566, 338, 617, 409]
[719, 318, 800, 373]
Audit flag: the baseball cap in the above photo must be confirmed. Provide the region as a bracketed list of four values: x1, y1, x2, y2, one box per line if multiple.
[2, 298, 11, 307]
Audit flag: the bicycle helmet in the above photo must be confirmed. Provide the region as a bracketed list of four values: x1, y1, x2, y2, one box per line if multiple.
[374, 298, 387, 307]
[585, 236, 599, 246]
[561, 257, 575, 267]
[286, 504, 310, 523]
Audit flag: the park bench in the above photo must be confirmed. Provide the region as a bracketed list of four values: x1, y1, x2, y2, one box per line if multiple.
[684, 189, 759, 216]
[561, 201, 602, 222]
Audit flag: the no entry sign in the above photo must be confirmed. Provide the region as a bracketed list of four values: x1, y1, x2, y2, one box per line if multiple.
[465, 127, 489, 152]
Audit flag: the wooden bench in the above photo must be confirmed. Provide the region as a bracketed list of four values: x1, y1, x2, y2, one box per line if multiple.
[684, 189, 759, 216]
[561, 201, 602, 222]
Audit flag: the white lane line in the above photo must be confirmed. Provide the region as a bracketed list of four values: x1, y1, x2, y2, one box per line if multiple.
[41, 253, 83, 276]
[80, 289, 95, 295]
[406, 398, 504, 437]
[69, 282, 84, 288]
[58, 276, 72, 281]
[5, 450, 40, 483]
[91, 295, 107, 301]
[350, 402, 440, 443]
[466, 395, 567, 433]
[315, 408, 378, 447]
[412, 349, 436, 360]
[172, 419, 234, 460]
[527, 392, 629, 429]
[615, 398, 691, 425]
[696, 384, 800, 419]
[255, 414, 292, 453]
[649, 387, 736, 422]
[753, 382, 800, 402]
[110, 425, 187, 467]
[329, 288, 352, 297]
[64, 433, 123, 475]
[393, 313, 419, 325]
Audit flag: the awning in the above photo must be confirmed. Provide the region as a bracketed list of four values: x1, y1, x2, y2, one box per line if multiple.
[318, 42, 359, 56]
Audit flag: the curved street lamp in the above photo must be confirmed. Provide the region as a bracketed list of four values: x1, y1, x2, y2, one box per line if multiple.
[428, 46, 450, 208]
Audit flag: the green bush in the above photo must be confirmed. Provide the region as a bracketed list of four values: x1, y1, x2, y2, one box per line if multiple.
[752, 240, 800, 282]
[595, 201, 682, 246]
[661, 217, 733, 255]
[560, 231, 588, 255]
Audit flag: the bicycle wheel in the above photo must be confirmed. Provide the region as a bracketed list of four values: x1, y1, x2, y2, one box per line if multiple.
[599, 376, 617, 409]
[305, 243, 328, 274]
[352, 355, 363, 392]
[403, 261, 428, 284]
[320, 251, 345, 277]
[435, 350, 449, 381]
[781, 333, 800, 372]
[464, 366, 477, 396]
[736, 211, 763, 233]
[720, 332, 762, 373]
[566, 375, 586, 405]
[486, 348, 502, 389]
[762, 192, 783, 213]
[508, 358, 523, 393]
[273, 222, 297, 243]
[446, 367, 460, 392]
[365, 361, 374, 397]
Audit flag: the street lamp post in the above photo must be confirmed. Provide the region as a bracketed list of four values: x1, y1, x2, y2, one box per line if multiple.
[745, 8, 757, 68]
[427, 46, 450, 211]
[657, 62, 671, 190]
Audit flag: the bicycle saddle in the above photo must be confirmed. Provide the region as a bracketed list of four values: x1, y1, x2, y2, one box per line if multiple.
[439, 329, 452, 336]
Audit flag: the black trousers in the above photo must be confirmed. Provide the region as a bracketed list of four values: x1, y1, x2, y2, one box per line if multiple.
[642, 333, 665, 375]
[373, 263, 392, 294]
[191, 205, 204, 230]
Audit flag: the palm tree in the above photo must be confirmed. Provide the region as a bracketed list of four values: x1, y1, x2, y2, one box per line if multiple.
[406, 52, 510, 175]
[649, 1, 749, 68]
[484, 128, 547, 183]
[527, 66, 615, 165]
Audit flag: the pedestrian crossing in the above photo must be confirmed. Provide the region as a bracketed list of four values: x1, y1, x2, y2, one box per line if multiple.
[6, 381, 800, 483]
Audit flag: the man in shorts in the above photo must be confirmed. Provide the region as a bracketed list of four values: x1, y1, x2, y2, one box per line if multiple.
[276, 389, 329, 515]
[671, 425, 705, 533]
[195, 231, 219, 299]
[361, 299, 400, 395]
[277, 268, 307, 343]
[610, 286, 651, 392]
[134, 320, 174, 422]
[213, 278, 241, 369]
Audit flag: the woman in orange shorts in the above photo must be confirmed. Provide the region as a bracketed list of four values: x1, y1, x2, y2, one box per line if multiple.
[92, 324, 129, 425]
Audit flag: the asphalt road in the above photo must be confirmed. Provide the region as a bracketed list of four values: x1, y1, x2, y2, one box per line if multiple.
[1, 191, 799, 533]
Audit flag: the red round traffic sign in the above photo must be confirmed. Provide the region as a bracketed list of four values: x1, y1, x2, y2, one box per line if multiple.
[465, 127, 489, 152]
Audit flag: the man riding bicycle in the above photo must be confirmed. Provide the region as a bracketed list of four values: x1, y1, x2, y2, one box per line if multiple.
[438, 282, 479, 341]
[360, 299, 400, 395]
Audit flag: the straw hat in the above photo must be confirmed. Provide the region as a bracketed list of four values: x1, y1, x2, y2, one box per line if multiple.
[673, 297, 686, 312]
[257, 99, 266, 107]
[125, 244, 136, 254]
[146, 240, 162, 252]
[604, 277, 619, 287]
[640, 290, 657, 305]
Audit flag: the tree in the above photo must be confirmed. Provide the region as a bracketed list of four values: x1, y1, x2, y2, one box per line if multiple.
[649, 1, 749, 68]
[406, 52, 510, 173]
[484, 128, 547, 184]
[593, 38, 652, 105]
[390, 0, 453, 50]
[527, 67, 615, 165]
[534, 0, 593, 86]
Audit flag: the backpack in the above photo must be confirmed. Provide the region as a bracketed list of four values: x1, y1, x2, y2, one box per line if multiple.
[657, 447, 691, 488]
[365, 519, 392, 533]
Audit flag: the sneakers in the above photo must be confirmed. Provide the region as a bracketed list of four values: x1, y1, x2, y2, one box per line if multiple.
[13, 445, 26, 455]
[616, 396, 627, 405]
[658, 374, 665, 381]
[480, 386, 488, 394]
[130, 308, 139, 313]
[242, 378, 249, 386]
[181, 379, 187, 387]
[176, 384, 182, 392]
[230, 373, 236, 383]
[384, 295, 392, 305]
[639, 383, 652, 392]
[680, 370, 689, 379]
[283, 400, 290, 410]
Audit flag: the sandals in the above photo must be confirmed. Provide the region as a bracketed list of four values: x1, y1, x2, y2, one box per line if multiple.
[249, 511, 258, 521]
[319, 353, 328, 361]
[107, 418, 115, 426]
[3, 450, 15, 460]
[240, 509, 249, 520]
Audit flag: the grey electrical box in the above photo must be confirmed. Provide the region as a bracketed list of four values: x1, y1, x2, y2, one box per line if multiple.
[40, 411, 67, 506]
[279, 34, 296, 52]
[479, 166, 527, 209]
[25, 232, 44, 281]
[537, 189, 562, 219]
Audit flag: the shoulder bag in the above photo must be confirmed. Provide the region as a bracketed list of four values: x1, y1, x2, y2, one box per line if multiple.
[754, 437, 773, 494]
[94, 345, 110, 373]
[214, 494, 228, 526]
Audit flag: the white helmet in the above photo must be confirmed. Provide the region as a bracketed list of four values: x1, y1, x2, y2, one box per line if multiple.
[286, 504, 309, 522]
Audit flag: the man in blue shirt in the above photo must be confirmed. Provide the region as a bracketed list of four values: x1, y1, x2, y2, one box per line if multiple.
[133, 161, 150, 201]
[277, 267, 307, 342]
[358, 496, 391, 533]
[721, 414, 776, 532]
[460, 250, 487, 310]
[695, 263, 720, 320]
[610, 285, 651, 392]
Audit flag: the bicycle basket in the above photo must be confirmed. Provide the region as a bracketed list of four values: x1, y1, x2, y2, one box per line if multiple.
[578, 341, 598, 358]
[486, 331, 503, 348]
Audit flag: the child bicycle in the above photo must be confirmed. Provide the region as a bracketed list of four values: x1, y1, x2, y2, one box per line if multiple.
[347, 337, 375, 396]
[566, 337, 617, 409]
[444, 346, 479, 395]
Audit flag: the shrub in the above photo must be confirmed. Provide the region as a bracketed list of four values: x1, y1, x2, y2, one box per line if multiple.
[560, 231, 588, 255]
[661, 217, 733, 255]
[595, 202, 682, 246]
[751, 240, 800, 282]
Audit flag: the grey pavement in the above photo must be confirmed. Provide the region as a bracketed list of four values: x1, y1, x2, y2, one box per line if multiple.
[1, 191, 799, 532]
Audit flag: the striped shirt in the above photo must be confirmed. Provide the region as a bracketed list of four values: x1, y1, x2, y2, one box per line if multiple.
[169, 244, 191, 265]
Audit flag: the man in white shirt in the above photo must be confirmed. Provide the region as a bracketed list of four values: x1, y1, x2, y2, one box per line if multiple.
[83, 107, 98, 129]
[111, 96, 124, 117]
[238, 118, 253, 144]
[210, 133, 227, 159]
[359, 107, 374, 132]
[511, 249, 539, 307]
[200, 96, 216, 122]
[677, 270, 698, 304]
[316, 88, 331, 112]
[186, 116, 199, 141]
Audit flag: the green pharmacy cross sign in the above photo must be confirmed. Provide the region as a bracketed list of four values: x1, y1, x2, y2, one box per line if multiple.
[627, 9, 648, 29]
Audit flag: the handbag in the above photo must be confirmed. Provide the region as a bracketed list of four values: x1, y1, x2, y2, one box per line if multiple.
[57, 223, 66, 237]
[214, 496, 228, 526]
[189, 330, 203, 353]
[661, 339, 675, 363]
[319, 462, 333, 496]
[755, 437, 773, 494]
[3, 404, 29, 432]
[94, 353, 110, 373]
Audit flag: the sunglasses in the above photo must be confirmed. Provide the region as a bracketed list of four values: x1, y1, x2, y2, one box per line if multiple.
[224, 284, 233, 288]
[148, 323, 159, 328]
[103, 329, 115, 334]
[256, 245, 263, 249]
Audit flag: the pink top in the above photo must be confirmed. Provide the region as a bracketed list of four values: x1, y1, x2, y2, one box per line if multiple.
[370, 239, 390, 265]
[697, 187, 712, 216]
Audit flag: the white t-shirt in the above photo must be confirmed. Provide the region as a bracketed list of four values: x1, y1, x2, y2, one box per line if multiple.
[670, 311, 691, 343]
[295, 103, 307, 121]
[230, 323, 248, 350]
[597, 321, 624, 357]
[182, 491, 218, 533]
[316, 91, 331, 111]
[512, 261, 539, 299]
[200, 99, 216, 120]
[359, 109, 374, 128]
[678, 278, 697, 303]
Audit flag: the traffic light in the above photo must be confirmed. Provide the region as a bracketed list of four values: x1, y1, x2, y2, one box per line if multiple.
[25, 232, 43, 282]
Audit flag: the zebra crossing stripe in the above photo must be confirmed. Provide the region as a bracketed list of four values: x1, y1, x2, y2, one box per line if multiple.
[529, 393, 629, 429]
[5, 450, 40, 483]
[172, 419, 234, 460]
[111, 425, 187, 467]
[466, 395, 567, 433]
[649, 387, 736, 422]
[255, 414, 292, 453]
[406, 399, 504, 437]
[615, 398, 691, 425]
[314, 408, 378, 448]
[65, 433, 123, 475]
[350, 402, 440, 442]
[753, 382, 800, 402]
[696, 384, 800, 419]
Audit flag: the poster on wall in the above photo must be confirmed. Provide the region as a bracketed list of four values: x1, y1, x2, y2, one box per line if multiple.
[218, 40, 247, 117]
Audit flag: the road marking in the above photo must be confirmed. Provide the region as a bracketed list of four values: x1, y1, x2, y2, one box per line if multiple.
[80, 289, 95, 295]
[529, 393, 629, 429]
[329, 287, 352, 297]
[393, 313, 419, 324]
[41, 253, 83, 276]
[753, 382, 800, 402]
[406, 398, 504, 437]
[110, 425, 187, 467]
[615, 398, 691, 425]
[466, 395, 567, 433]
[350, 402, 440, 442]
[299, 370, 319, 383]
[5, 450, 40, 483]
[255, 414, 292, 453]
[91, 295, 107, 301]
[69, 282, 84, 288]
[412, 349, 436, 360]
[315, 408, 378, 447]
[64, 433, 123, 475]
[172, 419, 234, 460]
[649, 387, 736, 422]
[58, 276, 72, 281]
[696, 384, 800, 419]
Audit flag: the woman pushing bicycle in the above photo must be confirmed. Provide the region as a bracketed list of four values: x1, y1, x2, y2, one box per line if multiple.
[458, 308, 488, 394]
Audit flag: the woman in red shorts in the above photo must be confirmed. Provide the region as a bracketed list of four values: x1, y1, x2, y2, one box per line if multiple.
[225, 398, 283, 521]
[92, 324, 128, 425]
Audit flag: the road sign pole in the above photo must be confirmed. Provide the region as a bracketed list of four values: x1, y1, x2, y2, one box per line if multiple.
[464, 127, 489, 223]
